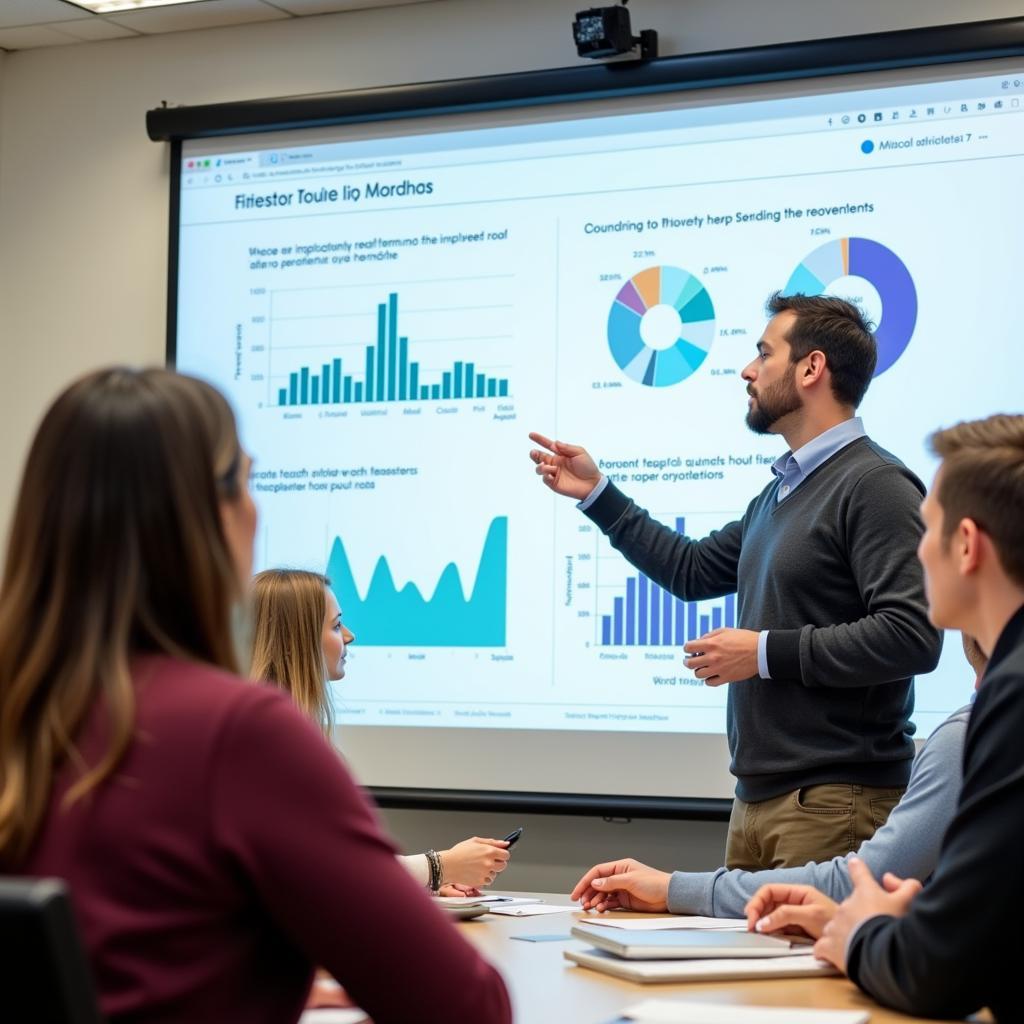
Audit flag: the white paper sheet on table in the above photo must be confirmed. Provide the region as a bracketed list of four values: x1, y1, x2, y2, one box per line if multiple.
[582, 916, 748, 931]
[297, 1010, 368, 1024]
[618, 998, 869, 1023]
[488, 903, 576, 916]
[436, 895, 541, 907]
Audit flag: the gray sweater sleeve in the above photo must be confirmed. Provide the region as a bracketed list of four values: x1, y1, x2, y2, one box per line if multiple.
[582, 480, 744, 601]
[666, 706, 970, 917]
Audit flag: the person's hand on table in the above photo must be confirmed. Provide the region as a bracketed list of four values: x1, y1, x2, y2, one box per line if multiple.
[683, 628, 760, 685]
[441, 837, 510, 888]
[571, 858, 671, 913]
[745, 882, 838, 939]
[814, 858, 922, 972]
[528, 432, 601, 501]
[438, 882, 482, 898]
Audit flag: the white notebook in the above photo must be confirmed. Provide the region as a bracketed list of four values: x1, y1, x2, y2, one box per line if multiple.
[583, 916, 748, 932]
[617, 998, 869, 1022]
[565, 947, 838, 983]
[572, 925, 808, 960]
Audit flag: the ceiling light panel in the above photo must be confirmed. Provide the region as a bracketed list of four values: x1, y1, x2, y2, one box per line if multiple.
[63, 0, 214, 14]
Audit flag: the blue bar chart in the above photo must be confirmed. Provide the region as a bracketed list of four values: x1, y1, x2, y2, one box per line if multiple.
[599, 517, 737, 647]
[275, 291, 510, 407]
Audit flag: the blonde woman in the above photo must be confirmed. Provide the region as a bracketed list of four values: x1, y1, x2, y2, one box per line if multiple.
[0, 368, 509, 1024]
[251, 569, 512, 894]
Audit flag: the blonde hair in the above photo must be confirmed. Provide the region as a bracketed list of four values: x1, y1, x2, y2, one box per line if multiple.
[0, 368, 244, 867]
[251, 570, 334, 735]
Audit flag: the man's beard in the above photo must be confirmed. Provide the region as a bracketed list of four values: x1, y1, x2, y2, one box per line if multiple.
[745, 365, 801, 434]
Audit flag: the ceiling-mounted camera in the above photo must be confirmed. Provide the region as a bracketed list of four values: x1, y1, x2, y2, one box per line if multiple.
[572, 1, 658, 61]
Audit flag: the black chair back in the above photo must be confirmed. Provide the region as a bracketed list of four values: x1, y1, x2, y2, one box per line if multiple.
[0, 877, 104, 1024]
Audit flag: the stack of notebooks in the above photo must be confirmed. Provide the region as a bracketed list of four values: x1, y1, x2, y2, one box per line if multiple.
[565, 918, 838, 984]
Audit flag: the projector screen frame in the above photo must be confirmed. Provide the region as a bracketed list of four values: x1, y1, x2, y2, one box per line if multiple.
[149, 16, 1024, 147]
[156, 16, 1024, 819]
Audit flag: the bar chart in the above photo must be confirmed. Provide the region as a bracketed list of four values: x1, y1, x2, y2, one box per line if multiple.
[598, 517, 737, 648]
[270, 283, 512, 407]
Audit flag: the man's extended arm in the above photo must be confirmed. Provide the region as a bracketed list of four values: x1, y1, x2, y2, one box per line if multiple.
[582, 480, 745, 601]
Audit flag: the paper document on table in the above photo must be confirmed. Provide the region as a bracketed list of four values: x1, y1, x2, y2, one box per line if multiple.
[618, 999, 869, 1022]
[489, 904, 576, 917]
[298, 1011, 368, 1024]
[583, 916, 747, 931]
[436, 895, 541, 907]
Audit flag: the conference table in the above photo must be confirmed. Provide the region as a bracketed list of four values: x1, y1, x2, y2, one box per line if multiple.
[456, 892, 987, 1023]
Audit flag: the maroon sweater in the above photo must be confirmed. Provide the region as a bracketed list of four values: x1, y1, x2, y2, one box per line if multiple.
[21, 656, 510, 1024]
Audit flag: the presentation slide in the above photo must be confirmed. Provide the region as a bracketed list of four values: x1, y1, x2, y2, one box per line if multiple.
[176, 63, 1024, 764]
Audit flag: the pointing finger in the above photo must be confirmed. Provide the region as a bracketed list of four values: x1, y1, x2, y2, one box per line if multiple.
[553, 440, 585, 456]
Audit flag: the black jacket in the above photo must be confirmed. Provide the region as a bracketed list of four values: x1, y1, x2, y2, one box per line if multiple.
[848, 602, 1024, 1021]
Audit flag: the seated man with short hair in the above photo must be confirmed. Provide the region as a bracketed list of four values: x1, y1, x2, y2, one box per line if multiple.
[748, 414, 1024, 1022]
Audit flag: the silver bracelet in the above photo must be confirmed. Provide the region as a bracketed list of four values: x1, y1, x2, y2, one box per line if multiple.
[425, 849, 442, 892]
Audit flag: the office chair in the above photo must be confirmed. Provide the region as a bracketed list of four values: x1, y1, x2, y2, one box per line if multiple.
[0, 877, 104, 1024]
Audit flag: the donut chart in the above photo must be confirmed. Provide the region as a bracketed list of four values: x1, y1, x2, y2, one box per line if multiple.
[607, 266, 716, 387]
[785, 238, 917, 376]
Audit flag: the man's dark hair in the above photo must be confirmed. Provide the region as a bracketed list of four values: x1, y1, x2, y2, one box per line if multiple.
[766, 292, 877, 408]
[930, 415, 1024, 588]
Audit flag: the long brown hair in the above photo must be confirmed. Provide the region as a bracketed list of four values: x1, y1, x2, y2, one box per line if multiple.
[250, 570, 334, 735]
[0, 368, 245, 866]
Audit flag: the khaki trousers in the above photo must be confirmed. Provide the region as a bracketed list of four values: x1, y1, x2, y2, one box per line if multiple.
[724, 783, 905, 870]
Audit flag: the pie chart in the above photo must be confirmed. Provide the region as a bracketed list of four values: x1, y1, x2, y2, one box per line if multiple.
[607, 266, 716, 387]
[785, 238, 917, 376]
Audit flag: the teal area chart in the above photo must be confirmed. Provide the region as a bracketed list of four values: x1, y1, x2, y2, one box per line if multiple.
[607, 266, 715, 386]
[326, 517, 508, 646]
[786, 238, 917, 375]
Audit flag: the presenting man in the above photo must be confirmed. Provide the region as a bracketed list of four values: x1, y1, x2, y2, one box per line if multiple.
[529, 293, 941, 868]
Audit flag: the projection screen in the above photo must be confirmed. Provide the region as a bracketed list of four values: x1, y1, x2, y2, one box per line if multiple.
[160, 20, 1024, 808]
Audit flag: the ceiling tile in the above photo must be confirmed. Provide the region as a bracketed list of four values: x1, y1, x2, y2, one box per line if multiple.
[0, 0, 89, 29]
[105, 0, 289, 34]
[52, 18, 140, 41]
[0, 25, 80, 50]
[269, 0, 437, 13]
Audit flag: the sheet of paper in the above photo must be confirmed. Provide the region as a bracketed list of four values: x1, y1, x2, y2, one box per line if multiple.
[510, 933, 574, 942]
[489, 903, 576, 916]
[298, 1011, 369, 1024]
[582, 916, 748, 931]
[619, 998, 869, 1023]
[436, 895, 541, 907]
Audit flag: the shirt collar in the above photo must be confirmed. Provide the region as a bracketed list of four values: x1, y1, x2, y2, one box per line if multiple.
[771, 417, 865, 479]
[987, 602, 1024, 676]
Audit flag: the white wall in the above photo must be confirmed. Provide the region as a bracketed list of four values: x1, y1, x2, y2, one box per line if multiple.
[0, 0, 1020, 889]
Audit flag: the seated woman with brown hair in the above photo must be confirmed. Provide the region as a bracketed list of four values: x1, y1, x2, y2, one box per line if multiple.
[0, 368, 510, 1024]
[251, 568, 511, 896]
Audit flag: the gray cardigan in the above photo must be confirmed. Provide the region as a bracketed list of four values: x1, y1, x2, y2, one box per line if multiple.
[583, 437, 943, 800]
